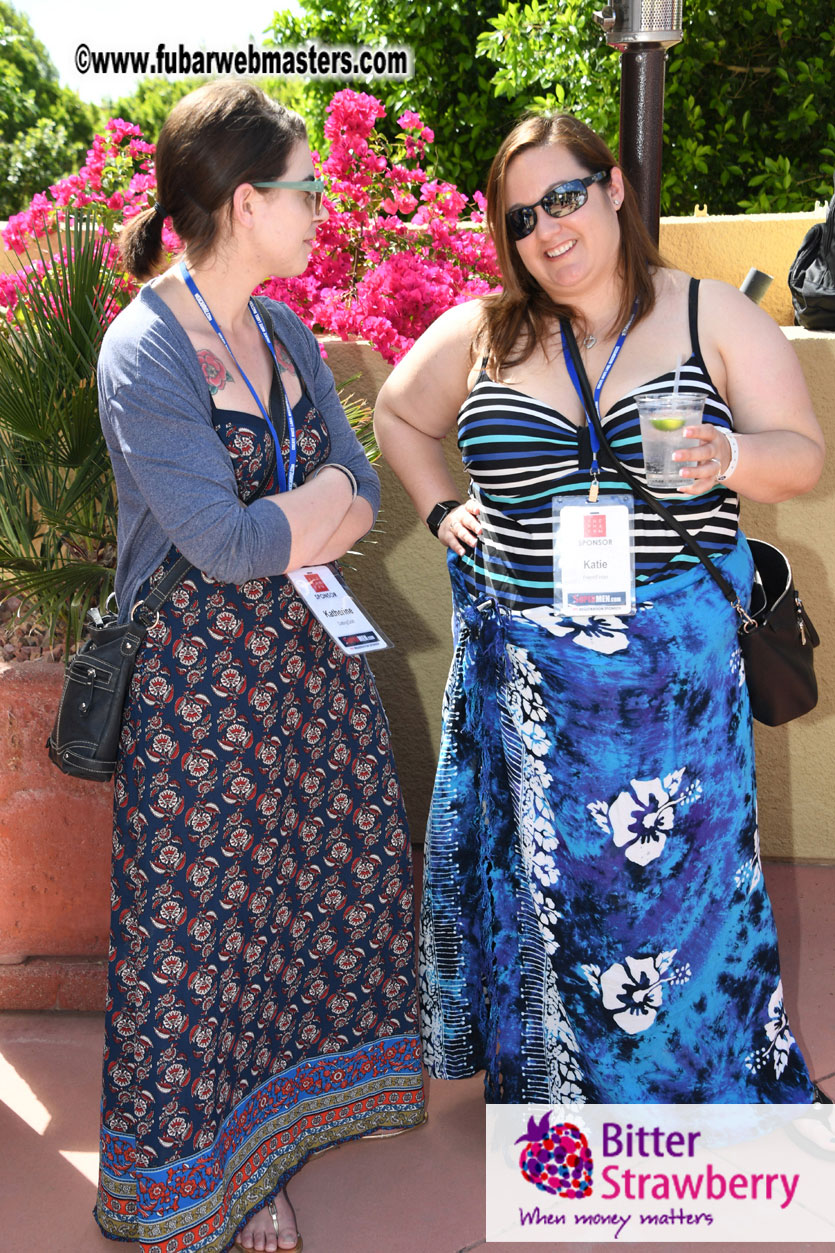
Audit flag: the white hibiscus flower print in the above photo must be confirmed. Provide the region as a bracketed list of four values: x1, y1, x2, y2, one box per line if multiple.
[729, 643, 746, 687]
[745, 981, 796, 1079]
[520, 719, 549, 757]
[582, 950, 691, 1035]
[734, 825, 763, 895]
[502, 646, 563, 955]
[588, 769, 703, 865]
[520, 761, 557, 851]
[521, 605, 630, 653]
[543, 966, 586, 1101]
[531, 884, 562, 947]
[524, 756, 554, 804]
[505, 646, 548, 724]
[531, 847, 560, 888]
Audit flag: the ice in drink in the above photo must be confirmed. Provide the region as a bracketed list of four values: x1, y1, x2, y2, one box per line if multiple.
[636, 392, 705, 491]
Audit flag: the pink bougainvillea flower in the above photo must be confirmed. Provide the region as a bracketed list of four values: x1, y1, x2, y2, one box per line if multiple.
[397, 111, 422, 131]
[3, 90, 501, 363]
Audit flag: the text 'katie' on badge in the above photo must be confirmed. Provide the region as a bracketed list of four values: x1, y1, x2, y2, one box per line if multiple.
[553, 497, 636, 617]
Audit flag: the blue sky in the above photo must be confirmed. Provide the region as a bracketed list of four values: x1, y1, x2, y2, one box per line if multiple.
[17, 1, 299, 103]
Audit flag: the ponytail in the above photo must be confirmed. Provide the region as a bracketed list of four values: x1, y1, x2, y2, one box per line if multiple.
[119, 202, 168, 281]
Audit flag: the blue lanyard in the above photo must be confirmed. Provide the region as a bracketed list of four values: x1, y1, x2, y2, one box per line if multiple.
[179, 261, 296, 492]
[560, 301, 638, 495]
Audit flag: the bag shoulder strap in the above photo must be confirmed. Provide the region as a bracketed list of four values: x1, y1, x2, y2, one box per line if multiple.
[133, 553, 195, 624]
[560, 317, 752, 622]
[824, 185, 835, 262]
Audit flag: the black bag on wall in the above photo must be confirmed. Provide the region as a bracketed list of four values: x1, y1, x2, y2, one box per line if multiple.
[788, 179, 835, 331]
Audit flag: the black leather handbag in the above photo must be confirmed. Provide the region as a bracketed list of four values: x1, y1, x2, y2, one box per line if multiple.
[739, 538, 819, 726]
[788, 179, 835, 331]
[47, 555, 194, 780]
[561, 320, 820, 726]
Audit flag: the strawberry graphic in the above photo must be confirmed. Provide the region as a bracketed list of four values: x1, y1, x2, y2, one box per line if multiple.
[515, 1112, 593, 1198]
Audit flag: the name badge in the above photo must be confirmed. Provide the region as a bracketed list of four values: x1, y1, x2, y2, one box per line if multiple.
[288, 564, 391, 655]
[552, 496, 636, 617]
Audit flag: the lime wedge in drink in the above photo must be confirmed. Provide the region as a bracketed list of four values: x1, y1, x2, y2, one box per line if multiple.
[650, 417, 686, 430]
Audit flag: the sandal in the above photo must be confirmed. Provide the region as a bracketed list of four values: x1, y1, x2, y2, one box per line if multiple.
[235, 1195, 302, 1253]
[269, 1197, 303, 1253]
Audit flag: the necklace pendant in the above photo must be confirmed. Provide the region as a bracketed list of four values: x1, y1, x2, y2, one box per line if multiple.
[583, 333, 597, 350]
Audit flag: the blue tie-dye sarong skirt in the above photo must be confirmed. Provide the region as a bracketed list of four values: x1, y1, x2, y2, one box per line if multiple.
[420, 535, 814, 1103]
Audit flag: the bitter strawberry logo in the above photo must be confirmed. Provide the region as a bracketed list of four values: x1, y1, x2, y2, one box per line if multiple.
[515, 1112, 593, 1198]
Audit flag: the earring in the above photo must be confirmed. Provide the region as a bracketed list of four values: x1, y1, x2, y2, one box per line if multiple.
[613, 198, 620, 207]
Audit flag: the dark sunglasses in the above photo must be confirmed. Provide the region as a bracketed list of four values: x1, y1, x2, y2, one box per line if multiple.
[505, 170, 610, 241]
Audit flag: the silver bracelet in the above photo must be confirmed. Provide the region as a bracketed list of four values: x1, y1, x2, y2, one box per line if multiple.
[312, 462, 358, 500]
[715, 428, 739, 482]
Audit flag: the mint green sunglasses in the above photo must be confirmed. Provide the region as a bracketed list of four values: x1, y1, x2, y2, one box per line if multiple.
[252, 178, 326, 215]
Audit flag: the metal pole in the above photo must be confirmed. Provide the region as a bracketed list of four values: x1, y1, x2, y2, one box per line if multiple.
[618, 43, 667, 244]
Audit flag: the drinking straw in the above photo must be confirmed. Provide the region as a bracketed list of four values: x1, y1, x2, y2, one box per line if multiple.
[673, 354, 682, 393]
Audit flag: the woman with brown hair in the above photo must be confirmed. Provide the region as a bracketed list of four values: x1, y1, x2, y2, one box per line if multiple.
[375, 114, 825, 1104]
[95, 81, 425, 1253]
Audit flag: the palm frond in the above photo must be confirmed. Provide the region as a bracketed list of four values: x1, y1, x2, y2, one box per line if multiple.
[0, 207, 120, 648]
[339, 390, 379, 463]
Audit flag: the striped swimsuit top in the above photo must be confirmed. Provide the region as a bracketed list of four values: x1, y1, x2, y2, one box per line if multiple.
[456, 278, 740, 610]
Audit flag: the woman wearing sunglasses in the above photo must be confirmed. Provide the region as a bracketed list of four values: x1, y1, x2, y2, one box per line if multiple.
[375, 114, 825, 1105]
[94, 82, 426, 1253]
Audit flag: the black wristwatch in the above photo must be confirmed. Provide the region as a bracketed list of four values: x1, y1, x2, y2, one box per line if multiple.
[426, 500, 462, 537]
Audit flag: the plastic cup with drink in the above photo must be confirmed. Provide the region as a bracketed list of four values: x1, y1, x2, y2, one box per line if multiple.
[636, 391, 705, 492]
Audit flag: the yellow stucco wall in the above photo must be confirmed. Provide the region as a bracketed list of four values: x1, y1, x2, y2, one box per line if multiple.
[743, 330, 834, 860]
[659, 210, 826, 329]
[0, 236, 49, 276]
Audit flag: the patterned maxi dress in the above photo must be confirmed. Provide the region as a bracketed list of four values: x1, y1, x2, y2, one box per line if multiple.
[96, 391, 426, 1252]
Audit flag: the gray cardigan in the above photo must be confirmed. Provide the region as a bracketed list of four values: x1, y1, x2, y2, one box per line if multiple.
[97, 284, 380, 618]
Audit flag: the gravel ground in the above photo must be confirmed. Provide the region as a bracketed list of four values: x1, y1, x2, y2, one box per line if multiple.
[0, 596, 66, 663]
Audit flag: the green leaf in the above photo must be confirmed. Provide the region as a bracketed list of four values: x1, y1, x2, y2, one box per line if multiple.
[0, 207, 119, 645]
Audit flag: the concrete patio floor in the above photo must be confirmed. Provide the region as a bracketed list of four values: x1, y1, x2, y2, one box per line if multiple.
[1, 856, 833, 1252]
